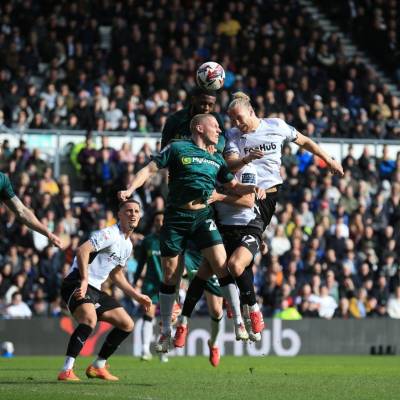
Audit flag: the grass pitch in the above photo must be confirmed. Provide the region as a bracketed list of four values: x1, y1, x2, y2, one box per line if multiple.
[0, 355, 399, 400]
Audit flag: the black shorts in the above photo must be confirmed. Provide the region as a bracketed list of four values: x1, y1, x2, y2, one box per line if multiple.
[219, 226, 262, 259]
[61, 272, 122, 316]
[256, 190, 279, 230]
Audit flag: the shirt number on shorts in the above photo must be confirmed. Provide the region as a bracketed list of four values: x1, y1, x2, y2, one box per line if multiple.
[205, 219, 217, 231]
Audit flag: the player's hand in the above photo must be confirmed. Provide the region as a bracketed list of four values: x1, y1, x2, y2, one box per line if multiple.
[327, 158, 344, 176]
[243, 149, 264, 163]
[75, 279, 88, 300]
[48, 232, 63, 249]
[117, 190, 132, 201]
[207, 190, 224, 204]
[139, 294, 152, 312]
[206, 144, 217, 154]
[255, 187, 266, 200]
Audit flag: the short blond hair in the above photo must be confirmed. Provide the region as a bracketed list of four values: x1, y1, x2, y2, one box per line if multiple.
[190, 113, 215, 134]
[228, 91, 252, 111]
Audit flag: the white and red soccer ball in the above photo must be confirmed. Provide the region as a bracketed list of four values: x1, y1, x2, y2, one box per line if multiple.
[196, 61, 225, 90]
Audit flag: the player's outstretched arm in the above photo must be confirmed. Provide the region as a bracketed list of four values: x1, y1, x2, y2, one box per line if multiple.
[4, 196, 63, 248]
[224, 149, 264, 173]
[294, 132, 344, 176]
[207, 189, 255, 208]
[110, 266, 152, 312]
[117, 161, 159, 201]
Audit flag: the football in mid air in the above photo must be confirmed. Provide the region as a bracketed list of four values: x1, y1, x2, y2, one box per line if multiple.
[196, 61, 225, 90]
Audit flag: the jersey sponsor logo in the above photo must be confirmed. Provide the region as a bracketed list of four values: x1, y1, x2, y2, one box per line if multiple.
[241, 173, 256, 184]
[243, 143, 277, 154]
[107, 252, 125, 265]
[181, 156, 219, 168]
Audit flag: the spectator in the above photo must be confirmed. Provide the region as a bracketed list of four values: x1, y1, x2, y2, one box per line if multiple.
[4, 292, 32, 319]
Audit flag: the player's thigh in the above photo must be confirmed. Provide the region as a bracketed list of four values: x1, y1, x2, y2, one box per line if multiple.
[72, 302, 98, 328]
[201, 243, 227, 277]
[227, 246, 254, 277]
[205, 291, 223, 319]
[99, 306, 134, 332]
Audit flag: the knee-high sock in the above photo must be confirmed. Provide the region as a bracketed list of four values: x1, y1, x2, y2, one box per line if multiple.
[159, 283, 176, 335]
[235, 268, 257, 306]
[209, 316, 223, 347]
[66, 323, 93, 358]
[98, 328, 131, 360]
[142, 315, 153, 355]
[218, 275, 243, 325]
[181, 276, 207, 319]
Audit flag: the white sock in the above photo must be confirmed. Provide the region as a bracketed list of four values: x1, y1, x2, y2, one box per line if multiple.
[242, 304, 250, 319]
[159, 292, 176, 335]
[209, 316, 222, 347]
[179, 315, 188, 326]
[93, 357, 107, 368]
[220, 283, 243, 325]
[142, 319, 153, 355]
[249, 303, 260, 312]
[62, 356, 75, 371]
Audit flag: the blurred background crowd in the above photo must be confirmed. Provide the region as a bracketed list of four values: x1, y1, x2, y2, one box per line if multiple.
[0, 0, 400, 320]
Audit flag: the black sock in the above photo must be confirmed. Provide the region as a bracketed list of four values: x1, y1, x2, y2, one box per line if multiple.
[235, 269, 256, 306]
[182, 276, 207, 318]
[143, 314, 153, 322]
[218, 275, 235, 287]
[98, 328, 131, 360]
[66, 323, 93, 358]
[160, 283, 176, 294]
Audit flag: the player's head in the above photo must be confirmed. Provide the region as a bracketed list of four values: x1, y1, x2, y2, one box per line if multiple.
[118, 199, 141, 231]
[152, 210, 164, 233]
[191, 87, 217, 115]
[227, 91, 257, 133]
[190, 114, 221, 146]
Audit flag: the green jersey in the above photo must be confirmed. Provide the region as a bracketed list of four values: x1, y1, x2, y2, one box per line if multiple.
[134, 233, 163, 286]
[0, 172, 15, 202]
[152, 140, 234, 208]
[161, 107, 226, 153]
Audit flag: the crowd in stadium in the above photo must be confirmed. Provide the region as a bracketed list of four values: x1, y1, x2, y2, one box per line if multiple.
[0, 0, 400, 321]
[0, 0, 399, 139]
[1, 137, 400, 320]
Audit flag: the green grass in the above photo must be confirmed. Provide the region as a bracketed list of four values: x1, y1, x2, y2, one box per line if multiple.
[0, 355, 400, 400]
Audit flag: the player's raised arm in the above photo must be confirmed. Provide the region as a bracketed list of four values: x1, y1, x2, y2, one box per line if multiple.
[294, 132, 344, 176]
[109, 266, 152, 312]
[117, 161, 159, 201]
[4, 195, 63, 248]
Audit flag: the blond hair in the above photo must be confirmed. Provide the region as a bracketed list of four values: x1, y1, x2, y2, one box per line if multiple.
[189, 113, 215, 134]
[228, 91, 252, 111]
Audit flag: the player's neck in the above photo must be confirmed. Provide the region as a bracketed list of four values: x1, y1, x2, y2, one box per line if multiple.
[191, 135, 207, 150]
[248, 117, 261, 132]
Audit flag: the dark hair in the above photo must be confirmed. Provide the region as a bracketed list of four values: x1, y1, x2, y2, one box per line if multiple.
[118, 198, 141, 210]
[152, 210, 164, 223]
[191, 86, 217, 98]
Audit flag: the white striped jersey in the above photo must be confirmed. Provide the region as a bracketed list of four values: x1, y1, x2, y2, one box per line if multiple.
[67, 224, 132, 290]
[224, 118, 298, 189]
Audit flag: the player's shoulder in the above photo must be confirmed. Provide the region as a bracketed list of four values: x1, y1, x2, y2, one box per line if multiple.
[263, 117, 287, 127]
[225, 127, 241, 140]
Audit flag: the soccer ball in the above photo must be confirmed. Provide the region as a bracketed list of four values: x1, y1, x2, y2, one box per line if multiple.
[196, 62, 225, 90]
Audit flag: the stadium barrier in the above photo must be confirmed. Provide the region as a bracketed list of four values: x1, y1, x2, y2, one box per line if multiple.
[1, 129, 400, 178]
[1, 317, 399, 356]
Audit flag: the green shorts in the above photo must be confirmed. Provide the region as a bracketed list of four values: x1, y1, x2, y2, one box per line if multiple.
[184, 248, 222, 298]
[160, 207, 222, 257]
[141, 281, 160, 304]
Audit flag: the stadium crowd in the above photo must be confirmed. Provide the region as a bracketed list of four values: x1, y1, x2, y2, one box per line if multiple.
[0, 136, 400, 321]
[0, 0, 399, 139]
[0, 0, 400, 321]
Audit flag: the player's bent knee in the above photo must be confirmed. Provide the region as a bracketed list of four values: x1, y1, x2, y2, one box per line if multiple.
[227, 260, 242, 277]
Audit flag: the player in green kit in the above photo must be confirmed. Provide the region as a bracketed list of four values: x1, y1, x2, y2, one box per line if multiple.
[0, 171, 62, 247]
[119, 114, 256, 353]
[161, 87, 225, 153]
[161, 88, 226, 366]
[134, 211, 167, 362]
